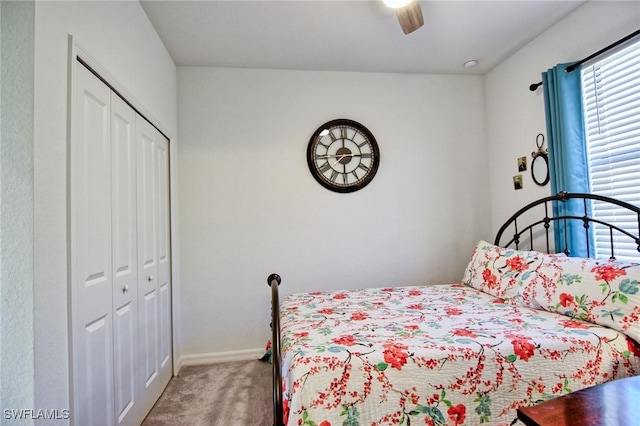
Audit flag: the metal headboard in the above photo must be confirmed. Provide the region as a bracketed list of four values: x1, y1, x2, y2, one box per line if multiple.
[494, 192, 640, 259]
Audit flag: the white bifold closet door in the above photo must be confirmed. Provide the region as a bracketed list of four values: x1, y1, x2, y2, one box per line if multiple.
[72, 60, 117, 426]
[111, 92, 141, 426]
[71, 63, 171, 426]
[135, 113, 172, 415]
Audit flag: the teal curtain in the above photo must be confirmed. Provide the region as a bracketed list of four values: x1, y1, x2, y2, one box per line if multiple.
[542, 63, 593, 257]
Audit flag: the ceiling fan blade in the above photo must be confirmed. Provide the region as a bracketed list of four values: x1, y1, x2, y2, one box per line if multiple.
[396, 1, 424, 35]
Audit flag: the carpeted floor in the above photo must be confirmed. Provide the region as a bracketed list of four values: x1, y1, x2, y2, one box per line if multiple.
[142, 359, 272, 426]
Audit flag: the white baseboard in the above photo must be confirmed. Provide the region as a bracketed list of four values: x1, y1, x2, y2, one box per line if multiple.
[178, 347, 266, 369]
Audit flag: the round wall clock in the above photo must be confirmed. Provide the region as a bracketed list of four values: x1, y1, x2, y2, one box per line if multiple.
[306, 119, 380, 193]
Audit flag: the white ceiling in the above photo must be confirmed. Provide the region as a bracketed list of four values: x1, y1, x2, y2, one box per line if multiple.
[140, 0, 585, 75]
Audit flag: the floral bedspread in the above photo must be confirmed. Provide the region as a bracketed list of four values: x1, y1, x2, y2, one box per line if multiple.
[279, 284, 640, 426]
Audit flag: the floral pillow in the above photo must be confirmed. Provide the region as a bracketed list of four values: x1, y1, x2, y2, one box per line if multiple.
[521, 256, 640, 342]
[461, 240, 562, 300]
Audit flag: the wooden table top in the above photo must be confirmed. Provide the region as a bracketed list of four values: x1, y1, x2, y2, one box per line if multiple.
[517, 376, 640, 426]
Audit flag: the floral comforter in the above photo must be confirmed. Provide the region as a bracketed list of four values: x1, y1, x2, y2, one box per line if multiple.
[279, 284, 640, 426]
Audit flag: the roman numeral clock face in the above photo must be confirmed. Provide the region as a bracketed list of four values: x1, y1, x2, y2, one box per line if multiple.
[307, 119, 380, 193]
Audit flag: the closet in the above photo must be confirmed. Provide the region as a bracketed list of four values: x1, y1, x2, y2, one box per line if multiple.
[70, 62, 172, 426]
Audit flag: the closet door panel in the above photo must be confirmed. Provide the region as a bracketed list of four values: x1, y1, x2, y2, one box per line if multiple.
[136, 116, 161, 409]
[111, 93, 140, 426]
[113, 303, 136, 424]
[156, 135, 172, 381]
[140, 290, 159, 387]
[136, 118, 158, 282]
[72, 64, 115, 426]
[81, 316, 114, 424]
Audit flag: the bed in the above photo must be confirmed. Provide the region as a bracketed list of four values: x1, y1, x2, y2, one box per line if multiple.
[267, 192, 640, 426]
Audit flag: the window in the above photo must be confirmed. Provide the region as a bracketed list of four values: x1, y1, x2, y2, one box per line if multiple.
[582, 38, 640, 261]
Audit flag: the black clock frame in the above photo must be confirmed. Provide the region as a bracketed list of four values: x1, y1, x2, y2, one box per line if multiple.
[306, 118, 380, 193]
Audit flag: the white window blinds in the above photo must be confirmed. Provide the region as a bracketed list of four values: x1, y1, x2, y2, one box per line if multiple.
[582, 38, 640, 261]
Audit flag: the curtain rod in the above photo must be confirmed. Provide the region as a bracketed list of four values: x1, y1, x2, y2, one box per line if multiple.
[529, 28, 640, 92]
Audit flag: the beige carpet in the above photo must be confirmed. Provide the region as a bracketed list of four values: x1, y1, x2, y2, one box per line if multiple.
[142, 359, 272, 426]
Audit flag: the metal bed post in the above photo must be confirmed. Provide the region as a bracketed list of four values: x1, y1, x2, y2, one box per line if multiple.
[543, 201, 551, 253]
[268, 273, 284, 426]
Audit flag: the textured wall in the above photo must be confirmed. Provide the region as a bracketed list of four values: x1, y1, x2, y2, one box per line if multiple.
[0, 1, 35, 424]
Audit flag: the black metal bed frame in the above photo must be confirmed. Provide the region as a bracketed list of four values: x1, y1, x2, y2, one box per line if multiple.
[267, 273, 284, 426]
[268, 192, 640, 426]
[494, 192, 640, 258]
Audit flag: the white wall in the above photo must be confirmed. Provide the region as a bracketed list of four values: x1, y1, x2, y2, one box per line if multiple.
[33, 1, 177, 420]
[485, 1, 640, 233]
[177, 67, 490, 360]
[1, 2, 35, 424]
